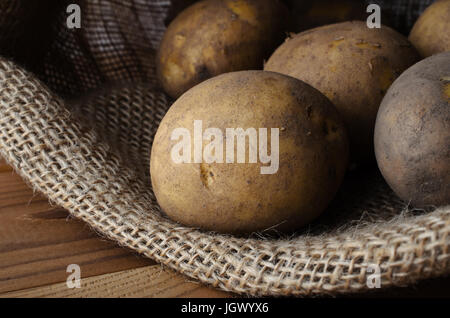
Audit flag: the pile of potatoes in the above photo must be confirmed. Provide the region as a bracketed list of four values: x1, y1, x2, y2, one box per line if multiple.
[151, 0, 450, 234]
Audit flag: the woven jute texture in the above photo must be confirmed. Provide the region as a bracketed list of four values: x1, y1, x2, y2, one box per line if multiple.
[0, 0, 449, 296]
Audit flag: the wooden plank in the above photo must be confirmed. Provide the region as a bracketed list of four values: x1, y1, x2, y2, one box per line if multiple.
[0, 161, 12, 173]
[3, 261, 449, 298]
[1, 265, 231, 298]
[1, 158, 449, 298]
[0, 158, 154, 293]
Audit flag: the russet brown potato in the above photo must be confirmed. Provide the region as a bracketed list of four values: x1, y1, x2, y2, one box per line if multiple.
[150, 71, 349, 234]
[157, 0, 288, 99]
[409, 0, 450, 58]
[374, 52, 450, 207]
[264, 21, 420, 164]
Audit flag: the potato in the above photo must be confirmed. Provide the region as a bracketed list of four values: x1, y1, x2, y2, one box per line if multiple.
[264, 21, 420, 163]
[157, 0, 288, 99]
[374, 52, 450, 207]
[150, 71, 349, 234]
[409, 0, 450, 58]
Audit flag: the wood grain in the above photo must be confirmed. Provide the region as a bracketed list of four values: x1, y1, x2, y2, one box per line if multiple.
[1, 158, 449, 298]
[0, 158, 231, 297]
[0, 158, 153, 293]
[1, 265, 230, 298]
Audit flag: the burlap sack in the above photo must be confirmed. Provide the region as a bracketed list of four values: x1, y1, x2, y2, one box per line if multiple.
[0, 0, 448, 296]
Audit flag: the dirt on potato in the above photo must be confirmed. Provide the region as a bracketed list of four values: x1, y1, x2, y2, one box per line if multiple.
[150, 71, 349, 234]
[157, 0, 289, 99]
[374, 52, 450, 207]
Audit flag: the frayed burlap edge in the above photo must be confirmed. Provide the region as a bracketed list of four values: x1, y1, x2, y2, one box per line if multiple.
[0, 57, 449, 296]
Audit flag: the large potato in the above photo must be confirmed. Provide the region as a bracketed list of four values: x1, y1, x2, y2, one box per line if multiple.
[157, 0, 288, 99]
[374, 52, 450, 207]
[150, 71, 349, 234]
[264, 21, 420, 163]
[409, 0, 450, 57]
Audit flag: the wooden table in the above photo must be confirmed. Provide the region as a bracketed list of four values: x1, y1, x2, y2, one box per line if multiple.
[0, 158, 448, 298]
[0, 158, 229, 297]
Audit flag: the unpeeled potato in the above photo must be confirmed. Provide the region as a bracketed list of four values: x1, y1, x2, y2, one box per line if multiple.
[409, 0, 450, 57]
[265, 21, 420, 163]
[157, 0, 288, 99]
[150, 71, 349, 234]
[374, 52, 450, 207]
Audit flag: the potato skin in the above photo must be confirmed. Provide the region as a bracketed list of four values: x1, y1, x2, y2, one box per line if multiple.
[374, 52, 450, 207]
[157, 0, 288, 99]
[264, 21, 420, 163]
[409, 0, 450, 58]
[150, 71, 349, 234]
